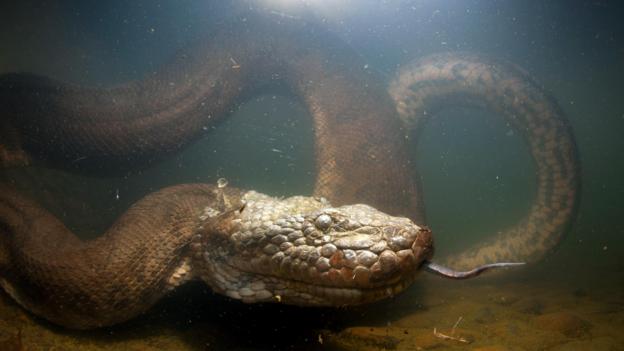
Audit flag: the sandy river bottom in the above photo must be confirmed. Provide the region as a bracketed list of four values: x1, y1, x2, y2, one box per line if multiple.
[0, 261, 622, 351]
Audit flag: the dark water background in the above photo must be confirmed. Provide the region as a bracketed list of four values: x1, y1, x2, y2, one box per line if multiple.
[0, 0, 622, 350]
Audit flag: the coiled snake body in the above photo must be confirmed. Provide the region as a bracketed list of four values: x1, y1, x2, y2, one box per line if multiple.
[0, 17, 579, 329]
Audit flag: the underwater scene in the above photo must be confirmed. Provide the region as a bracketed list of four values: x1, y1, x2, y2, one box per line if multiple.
[0, 0, 622, 350]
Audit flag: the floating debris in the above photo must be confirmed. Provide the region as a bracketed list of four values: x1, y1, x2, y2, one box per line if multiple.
[72, 156, 86, 163]
[217, 178, 228, 189]
[229, 57, 240, 69]
[269, 10, 300, 20]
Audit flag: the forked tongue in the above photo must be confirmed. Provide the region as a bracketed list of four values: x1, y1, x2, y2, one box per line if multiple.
[422, 261, 525, 279]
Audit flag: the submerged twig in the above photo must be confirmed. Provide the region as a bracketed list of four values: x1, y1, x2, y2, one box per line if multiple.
[433, 316, 470, 344]
[451, 316, 463, 335]
[433, 328, 470, 344]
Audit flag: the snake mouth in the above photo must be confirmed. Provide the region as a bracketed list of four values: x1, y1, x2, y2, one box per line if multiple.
[255, 267, 422, 306]
[210, 252, 425, 306]
[199, 224, 433, 306]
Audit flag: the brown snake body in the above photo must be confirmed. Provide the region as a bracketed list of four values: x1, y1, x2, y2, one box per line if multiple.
[0, 17, 579, 329]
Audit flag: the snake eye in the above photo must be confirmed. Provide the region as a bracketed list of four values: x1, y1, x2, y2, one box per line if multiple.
[315, 214, 332, 230]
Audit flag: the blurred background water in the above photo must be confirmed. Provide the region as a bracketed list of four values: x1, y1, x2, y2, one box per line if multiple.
[0, 1, 622, 350]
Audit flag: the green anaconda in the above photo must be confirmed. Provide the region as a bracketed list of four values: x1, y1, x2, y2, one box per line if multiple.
[0, 17, 579, 329]
[0, 183, 434, 328]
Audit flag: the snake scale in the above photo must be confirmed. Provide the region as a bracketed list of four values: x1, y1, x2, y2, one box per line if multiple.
[0, 16, 579, 329]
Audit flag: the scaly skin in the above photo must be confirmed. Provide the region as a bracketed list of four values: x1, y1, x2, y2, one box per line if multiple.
[194, 190, 432, 307]
[389, 53, 580, 269]
[0, 18, 580, 330]
[0, 184, 431, 329]
[0, 16, 422, 221]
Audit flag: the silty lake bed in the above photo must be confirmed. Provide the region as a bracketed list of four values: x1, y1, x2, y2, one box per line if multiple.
[0, 261, 622, 350]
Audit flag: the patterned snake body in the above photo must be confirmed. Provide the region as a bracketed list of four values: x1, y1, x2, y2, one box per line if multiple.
[389, 53, 580, 269]
[0, 17, 422, 221]
[0, 17, 580, 329]
[0, 184, 432, 329]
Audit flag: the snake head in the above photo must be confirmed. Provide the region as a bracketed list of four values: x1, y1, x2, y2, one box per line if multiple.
[193, 191, 433, 306]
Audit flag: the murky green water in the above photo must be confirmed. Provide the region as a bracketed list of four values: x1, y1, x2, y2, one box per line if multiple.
[1, 1, 622, 350]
